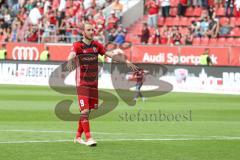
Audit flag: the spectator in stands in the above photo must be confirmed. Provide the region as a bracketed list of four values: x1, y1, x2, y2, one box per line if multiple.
[94, 9, 105, 29]
[17, 7, 28, 24]
[85, 3, 97, 18]
[140, 22, 150, 44]
[95, 25, 105, 44]
[41, 17, 51, 42]
[112, 0, 123, 23]
[3, 9, 11, 26]
[215, 0, 223, 8]
[191, 0, 202, 7]
[114, 27, 126, 45]
[145, 0, 159, 28]
[172, 27, 182, 45]
[25, 0, 35, 11]
[199, 17, 209, 37]
[177, 0, 188, 17]
[28, 3, 42, 25]
[225, 0, 234, 17]
[208, 5, 217, 19]
[26, 27, 38, 42]
[65, 21, 72, 43]
[183, 27, 193, 45]
[235, 0, 240, 17]
[58, 0, 66, 13]
[160, 0, 170, 18]
[43, 0, 51, 15]
[202, 0, 209, 8]
[218, 17, 233, 36]
[107, 10, 119, 31]
[103, 0, 114, 8]
[152, 27, 161, 44]
[205, 18, 219, 38]
[160, 25, 170, 44]
[107, 28, 117, 42]
[10, 23, 18, 42]
[16, 21, 25, 42]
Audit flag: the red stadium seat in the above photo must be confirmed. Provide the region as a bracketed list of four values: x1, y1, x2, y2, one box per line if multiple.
[179, 27, 188, 35]
[235, 17, 240, 26]
[165, 17, 176, 26]
[231, 27, 240, 37]
[192, 38, 201, 45]
[170, 0, 178, 7]
[234, 38, 240, 46]
[217, 37, 226, 46]
[208, 38, 218, 46]
[169, 7, 177, 17]
[158, 17, 165, 26]
[216, 7, 225, 16]
[230, 17, 236, 27]
[219, 17, 229, 26]
[179, 17, 188, 26]
[193, 7, 202, 17]
[173, 17, 180, 26]
[126, 34, 139, 44]
[230, 28, 237, 37]
[200, 37, 209, 46]
[185, 7, 194, 17]
[226, 38, 234, 45]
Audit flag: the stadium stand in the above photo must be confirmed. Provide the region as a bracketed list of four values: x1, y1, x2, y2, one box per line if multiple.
[1, 0, 240, 46]
[126, 0, 240, 46]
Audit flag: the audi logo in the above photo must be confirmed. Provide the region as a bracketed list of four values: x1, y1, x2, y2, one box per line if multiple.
[12, 46, 39, 60]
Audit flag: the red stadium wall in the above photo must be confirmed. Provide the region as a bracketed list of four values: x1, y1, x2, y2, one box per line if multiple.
[3, 42, 240, 66]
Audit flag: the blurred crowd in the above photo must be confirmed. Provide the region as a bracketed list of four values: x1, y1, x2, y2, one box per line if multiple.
[138, 0, 239, 45]
[0, 0, 127, 44]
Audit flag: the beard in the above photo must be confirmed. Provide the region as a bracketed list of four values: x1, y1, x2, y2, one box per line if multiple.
[84, 32, 94, 41]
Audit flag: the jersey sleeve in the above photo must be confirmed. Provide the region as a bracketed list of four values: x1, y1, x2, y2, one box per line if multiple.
[71, 43, 77, 54]
[71, 42, 82, 55]
[97, 42, 106, 56]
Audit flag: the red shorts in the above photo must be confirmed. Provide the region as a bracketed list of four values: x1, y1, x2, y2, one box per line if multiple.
[76, 85, 98, 111]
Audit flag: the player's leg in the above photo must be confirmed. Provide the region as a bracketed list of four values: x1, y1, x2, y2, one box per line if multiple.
[138, 82, 145, 102]
[83, 97, 98, 146]
[74, 96, 89, 145]
[80, 108, 91, 140]
[134, 82, 141, 100]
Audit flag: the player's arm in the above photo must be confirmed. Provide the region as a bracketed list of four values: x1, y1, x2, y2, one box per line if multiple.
[66, 51, 76, 71]
[105, 50, 139, 71]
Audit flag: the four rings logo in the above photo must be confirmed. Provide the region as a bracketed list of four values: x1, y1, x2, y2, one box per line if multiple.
[12, 46, 39, 60]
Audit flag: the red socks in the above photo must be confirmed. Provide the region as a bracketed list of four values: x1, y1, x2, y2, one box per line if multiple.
[77, 113, 91, 140]
[76, 120, 83, 138]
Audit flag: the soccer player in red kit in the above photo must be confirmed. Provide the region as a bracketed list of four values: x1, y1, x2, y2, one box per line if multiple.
[133, 69, 146, 102]
[67, 22, 138, 146]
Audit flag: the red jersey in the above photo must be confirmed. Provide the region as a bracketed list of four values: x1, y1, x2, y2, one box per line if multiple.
[180, 0, 188, 5]
[71, 40, 106, 86]
[146, 0, 159, 15]
[133, 70, 145, 83]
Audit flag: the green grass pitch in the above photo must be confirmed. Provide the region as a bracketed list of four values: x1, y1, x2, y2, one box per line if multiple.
[0, 85, 240, 160]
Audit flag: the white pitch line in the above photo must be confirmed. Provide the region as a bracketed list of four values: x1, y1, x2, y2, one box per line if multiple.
[0, 129, 240, 140]
[0, 140, 72, 144]
[0, 129, 75, 133]
[1, 137, 240, 144]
